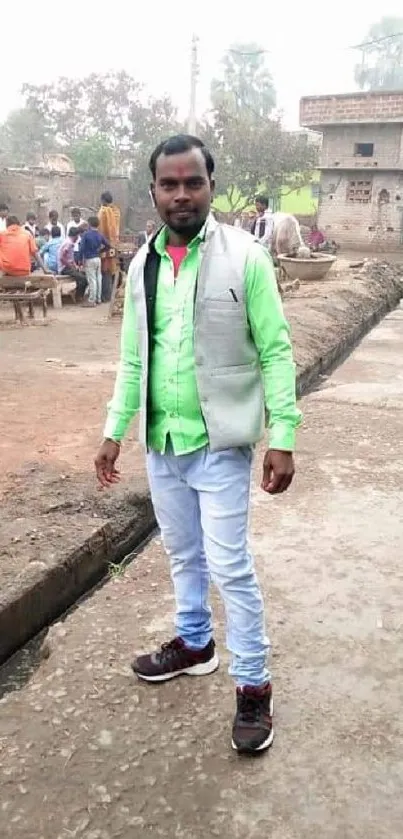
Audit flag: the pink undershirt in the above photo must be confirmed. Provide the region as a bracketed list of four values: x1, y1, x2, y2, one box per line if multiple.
[166, 244, 188, 278]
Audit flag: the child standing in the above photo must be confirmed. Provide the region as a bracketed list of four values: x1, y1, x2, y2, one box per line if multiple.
[78, 217, 109, 306]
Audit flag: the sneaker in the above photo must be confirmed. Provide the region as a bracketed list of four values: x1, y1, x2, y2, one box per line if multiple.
[232, 683, 274, 754]
[132, 637, 219, 683]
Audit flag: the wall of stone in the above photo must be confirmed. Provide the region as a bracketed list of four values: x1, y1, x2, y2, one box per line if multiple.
[0, 169, 130, 230]
[318, 170, 403, 249]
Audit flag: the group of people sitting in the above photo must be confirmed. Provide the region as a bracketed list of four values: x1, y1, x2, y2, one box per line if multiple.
[0, 192, 121, 307]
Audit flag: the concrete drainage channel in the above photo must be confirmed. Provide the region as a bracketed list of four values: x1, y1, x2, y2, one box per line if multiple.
[0, 266, 402, 674]
[0, 526, 157, 699]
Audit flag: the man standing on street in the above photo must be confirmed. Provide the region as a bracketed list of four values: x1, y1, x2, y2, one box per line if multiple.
[95, 135, 301, 755]
[67, 207, 86, 263]
[251, 194, 274, 248]
[45, 209, 65, 239]
[98, 191, 121, 303]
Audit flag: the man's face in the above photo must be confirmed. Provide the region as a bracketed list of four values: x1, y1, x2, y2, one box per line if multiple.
[255, 201, 265, 215]
[72, 210, 81, 223]
[0, 209, 8, 219]
[28, 215, 36, 226]
[146, 220, 155, 237]
[50, 212, 58, 225]
[151, 148, 213, 238]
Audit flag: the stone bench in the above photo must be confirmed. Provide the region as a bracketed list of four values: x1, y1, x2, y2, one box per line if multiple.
[0, 288, 50, 323]
[0, 274, 76, 309]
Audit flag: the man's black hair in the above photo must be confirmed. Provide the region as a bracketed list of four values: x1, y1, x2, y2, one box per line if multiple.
[51, 225, 61, 238]
[88, 215, 100, 227]
[0, 202, 9, 213]
[100, 191, 113, 205]
[68, 226, 79, 237]
[255, 194, 269, 209]
[49, 209, 58, 218]
[149, 134, 215, 180]
[7, 215, 20, 226]
[26, 211, 36, 221]
[71, 207, 81, 215]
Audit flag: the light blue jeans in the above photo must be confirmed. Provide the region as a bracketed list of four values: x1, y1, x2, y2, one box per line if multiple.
[146, 445, 270, 687]
[85, 257, 102, 304]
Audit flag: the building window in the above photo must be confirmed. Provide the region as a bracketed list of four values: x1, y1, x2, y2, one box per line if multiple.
[311, 183, 320, 199]
[354, 143, 374, 157]
[347, 180, 372, 203]
[378, 188, 390, 205]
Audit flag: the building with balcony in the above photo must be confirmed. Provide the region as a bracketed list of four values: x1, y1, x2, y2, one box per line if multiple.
[300, 91, 403, 249]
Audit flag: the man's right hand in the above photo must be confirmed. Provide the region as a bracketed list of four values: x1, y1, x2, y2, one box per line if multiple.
[95, 439, 121, 488]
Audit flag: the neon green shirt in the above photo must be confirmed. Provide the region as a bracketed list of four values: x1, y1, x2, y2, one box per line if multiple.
[104, 225, 302, 453]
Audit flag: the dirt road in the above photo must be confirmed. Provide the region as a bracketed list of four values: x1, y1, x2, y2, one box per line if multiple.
[1, 309, 403, 838]
[0, 305, 124, 489]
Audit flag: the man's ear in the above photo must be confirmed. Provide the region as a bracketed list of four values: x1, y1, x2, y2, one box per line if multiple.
[149, 185, 156, 208]
[210, 177, 215, 198]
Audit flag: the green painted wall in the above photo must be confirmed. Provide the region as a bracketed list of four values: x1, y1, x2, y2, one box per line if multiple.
[279, 171, 319, 216]
[213, 171, 320, 217]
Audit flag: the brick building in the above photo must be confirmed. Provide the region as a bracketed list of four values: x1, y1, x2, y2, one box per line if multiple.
[300, 91, 403, 250]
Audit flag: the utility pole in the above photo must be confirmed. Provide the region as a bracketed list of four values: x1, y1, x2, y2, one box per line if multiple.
[188, 33, 199, 134]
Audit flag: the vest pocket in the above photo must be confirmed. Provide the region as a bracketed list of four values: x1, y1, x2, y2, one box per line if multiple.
[202, 302, 246, 330]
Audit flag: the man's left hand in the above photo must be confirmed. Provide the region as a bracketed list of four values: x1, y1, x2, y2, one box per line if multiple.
[261, 449, 295, 495]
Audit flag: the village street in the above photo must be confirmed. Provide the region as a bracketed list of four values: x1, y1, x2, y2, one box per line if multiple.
[1, 307, 402, 839]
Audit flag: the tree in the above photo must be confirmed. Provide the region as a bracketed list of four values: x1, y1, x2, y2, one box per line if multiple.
[355, 17, 403, 90]
[0, 107, 54, 166]
[206, 109, 317, 213]
[211, 43, 276, 120]
[21, 72, 178, 163]
[207, 43, 317, 213]
[129, 101, 182, 203]
[70, 136, 113, 177]
[207, 47, 317, 213]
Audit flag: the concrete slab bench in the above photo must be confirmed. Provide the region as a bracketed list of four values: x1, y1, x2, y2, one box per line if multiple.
[0, 288, 50, 323]
[0, 274, 76, 309]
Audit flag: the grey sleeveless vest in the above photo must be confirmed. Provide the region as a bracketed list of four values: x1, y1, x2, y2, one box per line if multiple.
[128, 215, 265, 452]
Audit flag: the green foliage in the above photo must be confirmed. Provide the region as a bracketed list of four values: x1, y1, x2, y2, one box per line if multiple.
[211, 42, 276, 119]
[355, 17, 403, 90]
[70, 136, 113, 177]
[0, 107, 54, 166]
[208, 45, 317, 212]
[21, 71, 178, 167]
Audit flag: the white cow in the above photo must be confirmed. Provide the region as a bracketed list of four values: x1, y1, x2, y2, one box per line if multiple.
[271, 212, 310, 260]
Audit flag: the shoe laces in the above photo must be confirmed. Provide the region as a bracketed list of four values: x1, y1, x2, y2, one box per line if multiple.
[156, 637, 185, 665]
[237, 687, 268, 724]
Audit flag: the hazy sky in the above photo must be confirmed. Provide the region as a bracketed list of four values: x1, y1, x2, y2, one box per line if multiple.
[2, 1, 403, 129]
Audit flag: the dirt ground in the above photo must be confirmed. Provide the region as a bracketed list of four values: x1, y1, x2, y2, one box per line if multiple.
[0, 303, 137, 488]
[0, 303, 150, 588]
[1, 261, 402, 594]
[1, 310, 403, 838]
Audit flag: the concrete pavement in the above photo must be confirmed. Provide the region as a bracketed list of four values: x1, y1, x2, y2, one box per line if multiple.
[1, 308, 403, 839]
